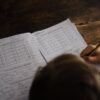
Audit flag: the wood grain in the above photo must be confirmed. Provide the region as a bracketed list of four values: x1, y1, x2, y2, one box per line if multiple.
[0, 0, 100, 44]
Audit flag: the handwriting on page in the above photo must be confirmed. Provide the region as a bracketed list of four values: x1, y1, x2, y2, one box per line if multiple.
[0, 33, 45, 100]
[34, 19, 87, 62]
[35, 28, 72, 61]
[0, 64, 35, 100]
[0, 41, 32, 70]
[0, 42, 33, 100]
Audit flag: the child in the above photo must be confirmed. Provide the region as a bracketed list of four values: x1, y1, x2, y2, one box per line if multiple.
[29, 44, 100, 100]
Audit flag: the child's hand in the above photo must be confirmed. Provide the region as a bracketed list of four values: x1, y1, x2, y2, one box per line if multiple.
[80, 44, 100, 64]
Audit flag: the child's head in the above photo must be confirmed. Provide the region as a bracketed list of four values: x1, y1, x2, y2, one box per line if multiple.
[29, 54, 100, 100]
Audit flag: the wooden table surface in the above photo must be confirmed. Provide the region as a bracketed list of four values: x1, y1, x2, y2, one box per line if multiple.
[0, 0, 100, 44]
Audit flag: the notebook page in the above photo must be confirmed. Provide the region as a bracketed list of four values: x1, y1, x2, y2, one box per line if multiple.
[33, 19, 87, 62]
[71, 23, 87, 53]
[67, 20, 87, 47]
[0, 33, 45, 100]
[34, 27, 73, 62]
[62, 19, 87, 54]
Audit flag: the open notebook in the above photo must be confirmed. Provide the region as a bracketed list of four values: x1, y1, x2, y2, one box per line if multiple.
[0, 19, 87, 100]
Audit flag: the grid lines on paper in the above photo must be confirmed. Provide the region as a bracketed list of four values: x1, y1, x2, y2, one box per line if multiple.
[0, 55, 4, 68]
[38, 28, 71, 54]
[1, 41, 31, 67]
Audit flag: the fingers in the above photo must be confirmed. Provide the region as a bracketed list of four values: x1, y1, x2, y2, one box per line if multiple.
[80, 44, 100, 64]
[83, 56, 99, 64]
[81, 45, 96, 57]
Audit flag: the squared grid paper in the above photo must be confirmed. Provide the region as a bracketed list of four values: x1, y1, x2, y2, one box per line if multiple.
[39, 34, 62, 54]
[36, 28, 73, 61]
[38, 28, 71, 55]
[0, 55, 4, 68]
[1, 40, 31, 67]
[0, 62, 37, 100]
[0, 78, 31, 100]
[1, 64, 36, 84]
[0, 33, 45, 100]
[34, 19, 87, 62]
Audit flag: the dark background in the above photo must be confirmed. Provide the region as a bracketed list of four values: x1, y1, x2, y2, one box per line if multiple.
[0, 0, 100, 44]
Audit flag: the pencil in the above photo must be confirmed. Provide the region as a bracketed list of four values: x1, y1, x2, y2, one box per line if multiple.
[86, 43, 100, 56]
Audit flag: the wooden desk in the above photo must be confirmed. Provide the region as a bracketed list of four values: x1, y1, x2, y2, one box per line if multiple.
[0, 0, 100, 44]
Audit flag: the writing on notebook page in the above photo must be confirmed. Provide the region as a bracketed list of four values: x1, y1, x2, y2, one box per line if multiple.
[34, 19, 87, 62]
[0, 41, 31, 69]
[0, 33, 45, 100]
